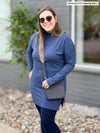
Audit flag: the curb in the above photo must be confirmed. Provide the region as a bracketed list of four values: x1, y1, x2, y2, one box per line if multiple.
[0, 123, 20, 133]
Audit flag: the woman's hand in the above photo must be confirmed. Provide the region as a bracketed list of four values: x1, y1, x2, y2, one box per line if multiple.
[42, 80, 49, 89]
[29, 71, 32, 80]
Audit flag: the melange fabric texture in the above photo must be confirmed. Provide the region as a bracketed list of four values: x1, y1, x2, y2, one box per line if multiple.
[27, 31, 76, 110]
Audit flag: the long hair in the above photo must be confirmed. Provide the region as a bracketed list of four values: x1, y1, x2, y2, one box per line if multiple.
[35, 6, 64, 63]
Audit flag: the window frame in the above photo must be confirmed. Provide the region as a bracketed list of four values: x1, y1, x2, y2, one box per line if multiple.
[71, 0, 100, 73]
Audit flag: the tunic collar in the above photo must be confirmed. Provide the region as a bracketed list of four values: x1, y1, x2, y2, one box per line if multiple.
[45, 31, 52, 36]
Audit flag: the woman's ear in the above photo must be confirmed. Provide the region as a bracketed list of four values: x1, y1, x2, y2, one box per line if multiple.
[55, 16, 57, 23]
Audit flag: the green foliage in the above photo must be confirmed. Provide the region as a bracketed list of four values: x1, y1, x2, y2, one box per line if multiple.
[7, 1, 39, 81]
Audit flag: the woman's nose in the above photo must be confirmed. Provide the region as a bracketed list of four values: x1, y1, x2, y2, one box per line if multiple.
[44, 20, 48, 23]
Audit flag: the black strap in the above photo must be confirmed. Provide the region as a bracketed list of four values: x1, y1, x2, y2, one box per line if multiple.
[42, 63, 47, 80]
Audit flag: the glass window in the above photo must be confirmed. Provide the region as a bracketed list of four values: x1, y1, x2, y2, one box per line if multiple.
[83, 5, 100, 64]
[0, 0, 12, 59]
[76, 3, 100, 65]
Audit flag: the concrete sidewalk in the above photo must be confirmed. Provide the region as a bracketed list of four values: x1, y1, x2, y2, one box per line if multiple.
[0, 123, 20, 133]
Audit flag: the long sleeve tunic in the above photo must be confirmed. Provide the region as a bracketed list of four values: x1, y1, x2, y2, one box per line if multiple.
[27, 31, 76, 110]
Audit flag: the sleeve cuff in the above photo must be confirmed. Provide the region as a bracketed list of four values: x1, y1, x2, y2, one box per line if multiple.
[46, 77, 56, 87]
[46, 78, 53, 87]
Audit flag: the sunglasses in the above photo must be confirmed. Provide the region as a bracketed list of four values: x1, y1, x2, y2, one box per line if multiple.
[39, 16, 52, 23]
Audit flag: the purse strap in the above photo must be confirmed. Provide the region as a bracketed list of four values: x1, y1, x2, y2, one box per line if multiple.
[42, 63, 47, 80]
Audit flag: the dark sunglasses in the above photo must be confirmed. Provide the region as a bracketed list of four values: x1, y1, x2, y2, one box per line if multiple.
[39, 16, 52, 23]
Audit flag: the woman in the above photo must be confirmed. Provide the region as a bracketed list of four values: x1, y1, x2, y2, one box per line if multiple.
[27, 6, 76, 133]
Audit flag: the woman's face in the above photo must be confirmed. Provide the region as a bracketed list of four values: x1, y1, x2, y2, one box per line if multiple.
[39, 10, 57, 33]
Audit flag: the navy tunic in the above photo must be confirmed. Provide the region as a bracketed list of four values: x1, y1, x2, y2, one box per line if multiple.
[27, 31, 76, 110]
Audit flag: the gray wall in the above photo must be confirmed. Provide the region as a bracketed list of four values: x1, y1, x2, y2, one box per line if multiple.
[0, 0, 71, 93]
[11, 0, 71, 35]
[0, 61, 30, 92]
[0, 0, 71, 90]
[0, 0, 71, 91]
[1, 60, 100, 108]
[0, 0, 100, 108]
[66, 71, 100, 108]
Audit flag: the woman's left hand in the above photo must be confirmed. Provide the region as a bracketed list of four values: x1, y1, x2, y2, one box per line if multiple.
[42, 80, 49, 89]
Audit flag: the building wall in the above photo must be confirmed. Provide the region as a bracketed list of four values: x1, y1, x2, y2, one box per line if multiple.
[0, 0, 71, 90]
[0, 0, 71, 91]
[67, 71, 100, 108]
[11, 0, 71, 35]
[0, 0, 100, 108]
[0, 61, 30, 92]
[1, 60, 100, 108]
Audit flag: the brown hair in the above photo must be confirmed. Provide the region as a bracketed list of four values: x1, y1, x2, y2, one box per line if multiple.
[35, 6, 64, 63]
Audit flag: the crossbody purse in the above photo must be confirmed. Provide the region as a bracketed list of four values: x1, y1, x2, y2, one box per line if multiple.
[42, 63, 65, 100]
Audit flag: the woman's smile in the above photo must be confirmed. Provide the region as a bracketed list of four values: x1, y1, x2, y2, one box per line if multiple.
[45, 24, 51, 28]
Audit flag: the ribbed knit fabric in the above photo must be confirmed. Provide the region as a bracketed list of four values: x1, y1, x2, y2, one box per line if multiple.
[27, 31, 76, 110]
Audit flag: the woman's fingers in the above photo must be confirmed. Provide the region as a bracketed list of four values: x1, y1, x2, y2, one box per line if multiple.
[29, 71, 32, 79]
[45, 84, 49, 89]
[42, 80, 49, 89]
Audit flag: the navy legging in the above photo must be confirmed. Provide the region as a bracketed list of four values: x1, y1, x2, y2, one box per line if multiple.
[35, 104, 61, 133]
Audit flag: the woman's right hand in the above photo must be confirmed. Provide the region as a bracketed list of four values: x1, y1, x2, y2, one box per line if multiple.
[29, 71, 32, 80]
